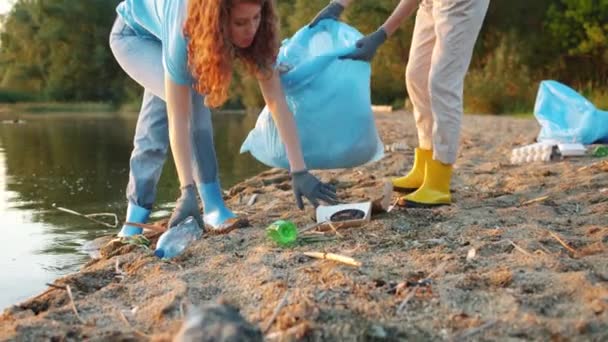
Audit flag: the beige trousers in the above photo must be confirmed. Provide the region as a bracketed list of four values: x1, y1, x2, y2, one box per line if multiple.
[406, 0, 489, 164]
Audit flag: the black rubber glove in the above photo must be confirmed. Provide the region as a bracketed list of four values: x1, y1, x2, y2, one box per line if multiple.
[291, 170, 338, 209]
[309, 1, 345, 28]
[341, 28, 388, 62]
[168, 184, 205, 229]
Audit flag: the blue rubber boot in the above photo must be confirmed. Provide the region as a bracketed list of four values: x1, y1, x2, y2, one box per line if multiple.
[118, 203, 151, 237]
[198, 182, 236, 229]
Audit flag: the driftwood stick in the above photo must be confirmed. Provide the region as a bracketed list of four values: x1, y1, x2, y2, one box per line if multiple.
[45, 283, 67, 290]
[303, 252, 362, 267]
[55, 205, 117, 228]
[86, 213, 119, 227]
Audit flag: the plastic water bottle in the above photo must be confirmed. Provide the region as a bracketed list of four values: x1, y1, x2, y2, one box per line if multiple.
[266, 220, 298, 246]
[154, 217, 203, 259]
[593, 145, 608, 157]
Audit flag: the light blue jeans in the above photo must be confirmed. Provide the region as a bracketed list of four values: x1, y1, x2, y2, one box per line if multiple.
[109, 16, 221, 211]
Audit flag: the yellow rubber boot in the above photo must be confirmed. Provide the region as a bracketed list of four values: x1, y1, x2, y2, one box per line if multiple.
[392, 148, 432, 193]
[401, 158, 452, 207]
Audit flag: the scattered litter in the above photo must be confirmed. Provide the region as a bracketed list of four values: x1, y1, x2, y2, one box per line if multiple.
[330, 209, 365, 222]
[558, 143, 587, 157]
[316, 202, 371, 228]
[266, 220, 298, 246]
[510, 143, 557, 164]
[154, 217, 203, 259]
[385, 141, 409, 153]
[372, 105, 393, 113]
[466, 248, 477, 261]
[511, 142, 588, 164]
[593, 145, 608, 157]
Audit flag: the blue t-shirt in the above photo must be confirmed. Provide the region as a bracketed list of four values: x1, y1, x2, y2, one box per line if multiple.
[116, 0, 191, 85]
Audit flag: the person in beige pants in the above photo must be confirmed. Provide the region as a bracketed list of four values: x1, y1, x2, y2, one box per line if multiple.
[311, 0, 490, 207]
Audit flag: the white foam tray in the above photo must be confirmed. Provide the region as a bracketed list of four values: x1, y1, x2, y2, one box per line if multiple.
[316, 202, 372, 226]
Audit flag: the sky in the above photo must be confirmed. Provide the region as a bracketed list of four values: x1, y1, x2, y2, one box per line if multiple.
[0, 1, 13, 15]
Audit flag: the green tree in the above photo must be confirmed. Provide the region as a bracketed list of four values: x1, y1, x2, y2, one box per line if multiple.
[0, 0, 132, 103]
[545, 0, 608, 85]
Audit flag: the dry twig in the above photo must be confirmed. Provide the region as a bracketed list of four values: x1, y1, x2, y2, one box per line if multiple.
[396, 261, 447, 315]
[303, 252, 362, 267]
[263, 290, 291, 334]
[507, 239, 533, 257]
[66, 285, 87, 325]
[521, 196, 549, 206]
[247, 194, 258, 206]
[547, 230, 578, 256]
[54, 205, 118, 228]
[451, 320, 497, 341]
[299, 221, 327, 234]
[327, 223, 344, 238]
[119, 310, 150, 338]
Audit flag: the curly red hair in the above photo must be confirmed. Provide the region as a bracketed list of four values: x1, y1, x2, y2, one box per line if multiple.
[185, 0, 279, 108]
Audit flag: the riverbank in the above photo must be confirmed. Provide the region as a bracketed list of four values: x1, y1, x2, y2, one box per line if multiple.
[0, 102, 254, 116]
[1, 112, 607, 341]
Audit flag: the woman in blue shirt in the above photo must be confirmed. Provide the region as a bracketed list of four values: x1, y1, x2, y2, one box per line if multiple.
[110, 0, 337, 236]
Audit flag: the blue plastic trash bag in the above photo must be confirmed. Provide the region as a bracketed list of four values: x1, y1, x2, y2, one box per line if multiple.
[239, 20, 384, 170]
[534, 80, 608, 144]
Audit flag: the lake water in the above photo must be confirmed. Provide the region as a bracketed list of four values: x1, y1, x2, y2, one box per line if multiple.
[0, 112, 267, 310]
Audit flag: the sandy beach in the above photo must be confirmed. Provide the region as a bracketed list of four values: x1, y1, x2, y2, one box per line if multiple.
[1, 112, 607, 341]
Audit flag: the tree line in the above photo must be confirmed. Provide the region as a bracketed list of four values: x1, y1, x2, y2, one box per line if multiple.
[1, 0, 606, 114]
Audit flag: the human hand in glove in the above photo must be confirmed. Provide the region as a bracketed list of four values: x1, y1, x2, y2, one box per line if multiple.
[291, 170, 338, 209]
[168, 184, 205, 229]
[340, 28, 388, 62]
[309, 1, 345, 28]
